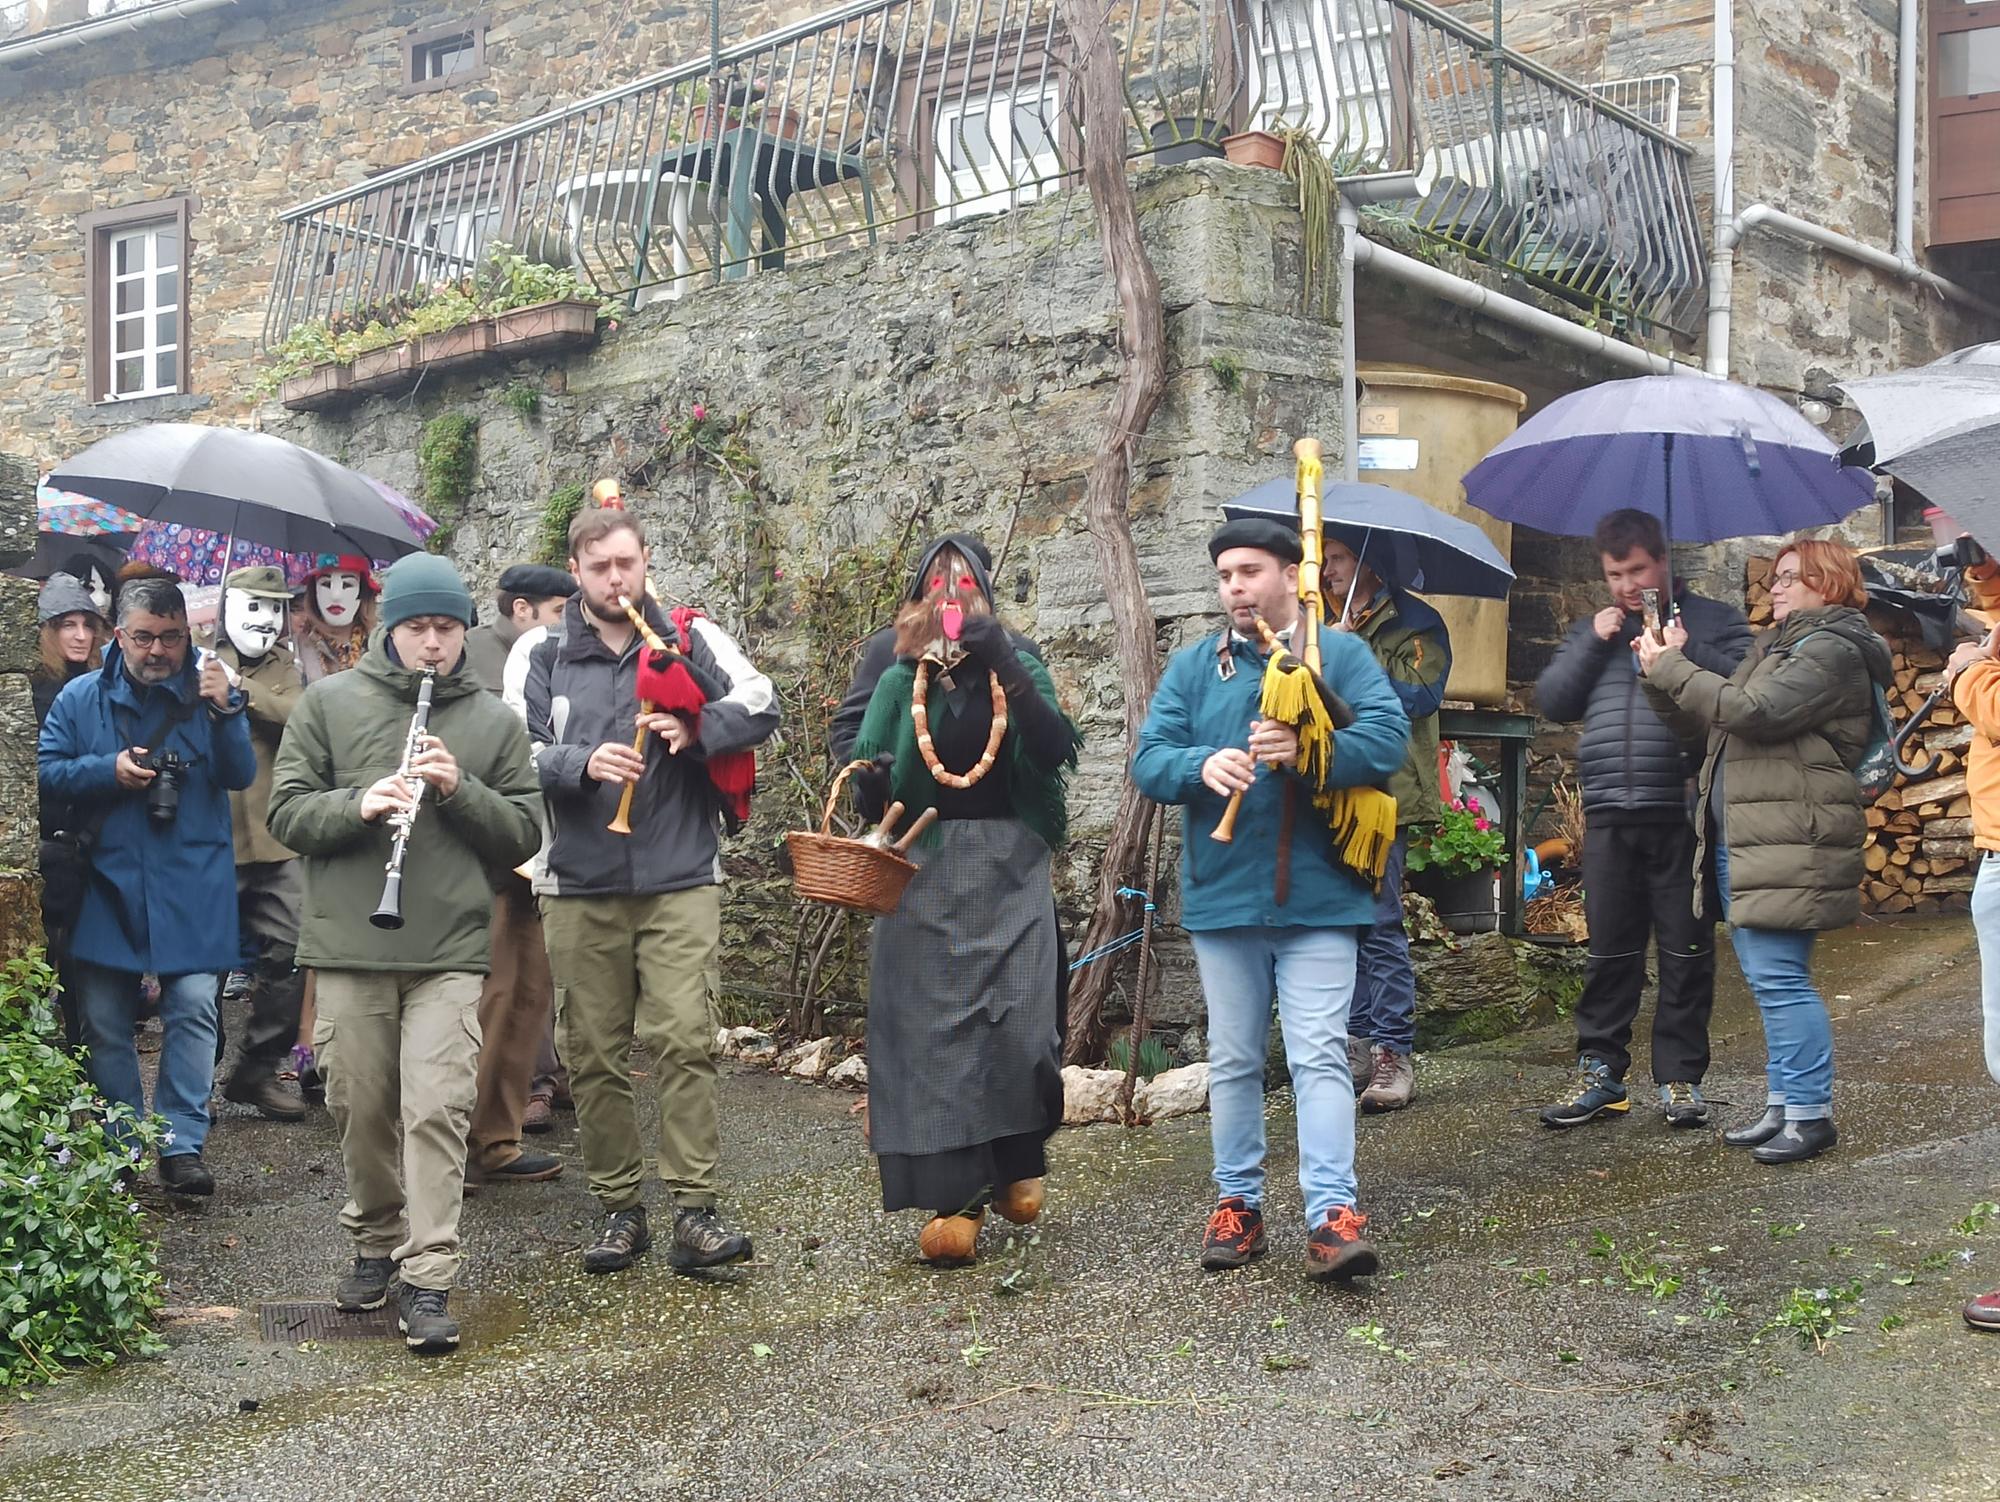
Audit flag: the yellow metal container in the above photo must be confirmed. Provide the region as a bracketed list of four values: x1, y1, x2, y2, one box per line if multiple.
[1352, 364, 1526, 707]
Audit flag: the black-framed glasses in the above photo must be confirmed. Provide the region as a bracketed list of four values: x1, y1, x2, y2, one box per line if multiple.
[123, 628, 189, 650]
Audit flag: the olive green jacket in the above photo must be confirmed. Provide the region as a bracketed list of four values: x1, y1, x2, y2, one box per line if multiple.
[1349, 588, 1451, 828]
[268, 636, 541, 973]
[1642, 605, 1892, 932]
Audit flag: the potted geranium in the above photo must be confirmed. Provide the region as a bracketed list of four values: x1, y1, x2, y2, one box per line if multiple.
[1405, 793, 1507, 934]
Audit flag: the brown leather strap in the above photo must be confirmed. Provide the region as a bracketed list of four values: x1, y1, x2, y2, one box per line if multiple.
[1275, 778, 1294, 907]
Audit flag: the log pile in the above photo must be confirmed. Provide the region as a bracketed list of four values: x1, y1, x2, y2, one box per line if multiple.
[1746, 557, 1975, 918]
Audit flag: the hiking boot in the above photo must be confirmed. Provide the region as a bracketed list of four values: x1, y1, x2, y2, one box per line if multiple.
[478, 1150, 563, 1183]
[1346, 1035, 1373, 1095]
[1963, 1288, 2000, 1332]
[159, 1152, 214, 1197]
[223, 1070, 308, 1122]
[918, 1210, 985, 1266]
[671, 1205, 753, 1269]
[521, 1094, 555, 1135]
[1723, 1105, 1786, 1147]
[1750, 1118, 1838, 1165]
[395, 1283, 459, 1353]
[1659, 1081, 1710, 1129]
[1539, 1058, 1629, 1129]
[1305, 1205, 1379, 1282]
[334, 1255, 396, 1312]
[582, 1206, 650, 1275]
[1360, 1048, 1415, 1114]
[991, 1177, 1044, 1225]
[1199, 1196, 1267, 1271]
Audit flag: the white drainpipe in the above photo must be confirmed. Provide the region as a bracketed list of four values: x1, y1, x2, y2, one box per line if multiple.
[0, 0, 239, 63]
[1707, 0, 1997, 378]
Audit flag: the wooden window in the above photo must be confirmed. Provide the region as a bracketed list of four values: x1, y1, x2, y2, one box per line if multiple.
[401, 16, 489, 96]
[81, 197, 192, 405]
[1930, 0, 2000, 245]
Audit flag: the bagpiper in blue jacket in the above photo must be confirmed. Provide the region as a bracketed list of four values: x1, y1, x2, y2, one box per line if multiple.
[38, 643, 256, 976]
[1133, 622, 1409, 931]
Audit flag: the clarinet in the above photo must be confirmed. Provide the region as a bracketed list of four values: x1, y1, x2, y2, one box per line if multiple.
[370, 666, 438, 931]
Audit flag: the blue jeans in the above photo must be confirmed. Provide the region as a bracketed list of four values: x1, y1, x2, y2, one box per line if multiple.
[1350, 833, 1415, 1055]
[71, 960, 220, 1156]
[1715, 845, 1833, 1120]
[1189, 925, 1361, 1223]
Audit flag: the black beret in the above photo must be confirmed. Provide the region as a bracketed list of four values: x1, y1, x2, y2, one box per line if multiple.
[1208, 516, 1303, 565]
[497, 563, 579, 600]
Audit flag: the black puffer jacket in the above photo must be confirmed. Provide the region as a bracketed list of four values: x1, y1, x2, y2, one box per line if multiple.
[1535, 590, 1752, 820]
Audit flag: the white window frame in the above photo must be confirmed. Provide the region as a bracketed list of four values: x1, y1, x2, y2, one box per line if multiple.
[104, 221, 181, 402]
[933, 84, 1063, 224]
[1249, 0, 1395, 163]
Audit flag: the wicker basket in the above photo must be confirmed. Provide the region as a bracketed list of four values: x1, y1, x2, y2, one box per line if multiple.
[786, 760, 921, 916]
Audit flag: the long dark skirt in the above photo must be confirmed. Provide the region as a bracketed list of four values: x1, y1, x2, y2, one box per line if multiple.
[868, 818, 1064, 1214]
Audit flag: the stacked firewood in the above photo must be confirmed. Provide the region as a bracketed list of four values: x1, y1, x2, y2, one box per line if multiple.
[1746, 557, 1974, 918]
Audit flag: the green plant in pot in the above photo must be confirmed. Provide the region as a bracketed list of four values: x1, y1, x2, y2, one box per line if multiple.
[1406, 793, 1507, 934]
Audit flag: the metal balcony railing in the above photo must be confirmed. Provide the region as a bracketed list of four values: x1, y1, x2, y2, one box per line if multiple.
[261, 0, 1706, 350]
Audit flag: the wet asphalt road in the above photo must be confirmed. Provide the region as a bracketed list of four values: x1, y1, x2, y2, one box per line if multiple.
[4, 916, 1999, 1501]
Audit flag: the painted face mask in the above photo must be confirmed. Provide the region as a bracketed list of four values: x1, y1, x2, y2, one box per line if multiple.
[315, 571, 362, 627]
[223, 588, 285, 659]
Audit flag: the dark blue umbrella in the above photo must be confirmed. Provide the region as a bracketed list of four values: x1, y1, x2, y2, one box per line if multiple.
[1224, 479, 1514, 601]
[1462, 376, 1873, 543]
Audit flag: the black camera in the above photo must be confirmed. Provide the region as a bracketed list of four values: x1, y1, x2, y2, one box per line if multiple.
[136, 748, 187, 824]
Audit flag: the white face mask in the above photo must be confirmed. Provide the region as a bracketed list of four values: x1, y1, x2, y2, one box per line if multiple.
[316, 571, 362, 626]
[224, 589, 285, 659]
[82, 568, 111, 618]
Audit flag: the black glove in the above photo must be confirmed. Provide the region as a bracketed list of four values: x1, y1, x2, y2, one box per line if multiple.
[955, 612, 1013, 670]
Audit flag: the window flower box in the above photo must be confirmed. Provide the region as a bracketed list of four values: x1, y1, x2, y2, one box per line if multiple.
[279, 360, 353, 411]
[1222, 130, 1287, 170]
[491, 298, 601, 356]
[349, 341, 417, 394]
[415, 318, 496, 372]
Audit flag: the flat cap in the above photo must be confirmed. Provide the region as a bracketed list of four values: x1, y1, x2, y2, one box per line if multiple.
[497, 563, 579, 600]
[1208, 515, 1303, 565]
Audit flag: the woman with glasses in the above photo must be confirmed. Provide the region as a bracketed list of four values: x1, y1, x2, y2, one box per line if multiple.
[1634, 537, 1892, 1165]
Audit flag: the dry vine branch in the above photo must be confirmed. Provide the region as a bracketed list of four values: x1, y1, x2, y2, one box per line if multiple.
[1058, 0, 1170, 1064]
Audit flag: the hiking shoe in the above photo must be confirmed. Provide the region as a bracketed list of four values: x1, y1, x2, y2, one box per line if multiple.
[159, 1152, 214, 1196]
[1963, 1288, 2000, 1332]
[334, 1255, 396, 1312]
[1660, 1081, 1711, 1129]
[1346, 1035, 1374, 1096]
[672, 1205, 753, 1269]
[223, 1070, 308, 1122]
[582, 1206, 650, 1275]
[1539, 1058, 1629, 1128]
[1360, 1048, 1416, 1114]
[521, 1094, 556, 1134]
[395, 1283, 459, 1353]
[1305, 1205, 1379, 1282]
[479, 1150, 563, 1183]
[1199, 1196, 1267, 1271]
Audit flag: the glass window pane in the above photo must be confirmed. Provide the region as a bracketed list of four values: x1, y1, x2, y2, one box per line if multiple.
[156, 270, 176, 307]
[1940, 29, 2000, 97]
[155, 309, 178, 347]
[114, 316, 143, 354]
[153, 226, 179, 268]
[115, 277, 144, 315]
[155, 350, 178, 390]
[114, 355, 143, 394]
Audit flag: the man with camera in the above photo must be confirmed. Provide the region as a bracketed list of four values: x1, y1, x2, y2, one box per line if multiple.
[39, 576, 257, 1196]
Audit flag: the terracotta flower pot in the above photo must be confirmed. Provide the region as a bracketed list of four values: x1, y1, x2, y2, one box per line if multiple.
[1222, 129, 1287, 170]
[348, 341, 417, 394]
[491, 298, 600, 355]
[415, 318, 496, 372]
[279, 360, 352, 411]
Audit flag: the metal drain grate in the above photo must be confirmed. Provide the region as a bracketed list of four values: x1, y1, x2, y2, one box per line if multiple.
[258, 1300, 399, 1342]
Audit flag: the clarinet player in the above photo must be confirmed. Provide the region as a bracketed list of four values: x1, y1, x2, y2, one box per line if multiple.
[268, 555, 541, 1355]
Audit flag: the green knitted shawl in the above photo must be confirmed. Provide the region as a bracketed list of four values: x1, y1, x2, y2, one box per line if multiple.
[850, 652, 1080, 851]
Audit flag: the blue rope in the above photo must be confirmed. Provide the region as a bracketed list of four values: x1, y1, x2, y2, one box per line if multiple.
[1067, 888, 1156, 972]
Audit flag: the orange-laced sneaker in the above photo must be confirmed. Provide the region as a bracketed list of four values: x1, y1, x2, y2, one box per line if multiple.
[1199, 1195, 1267, 1271]
[1305, 1205, 1380, 1283]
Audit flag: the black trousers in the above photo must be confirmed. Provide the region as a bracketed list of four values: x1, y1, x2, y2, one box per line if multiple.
[1574, 820, 1716, 1086]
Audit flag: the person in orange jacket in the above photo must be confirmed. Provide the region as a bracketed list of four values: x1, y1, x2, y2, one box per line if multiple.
[1948, 622, 2000, 1334]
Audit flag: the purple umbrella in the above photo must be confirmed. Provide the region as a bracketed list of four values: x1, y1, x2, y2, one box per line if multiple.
[1462, 376, 1873, 544]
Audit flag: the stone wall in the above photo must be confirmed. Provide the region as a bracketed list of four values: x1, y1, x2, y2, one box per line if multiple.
[268, 159, 1345, 1024]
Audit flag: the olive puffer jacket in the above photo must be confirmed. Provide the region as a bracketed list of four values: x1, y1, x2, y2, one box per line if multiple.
[1642, 605, 1893, 932]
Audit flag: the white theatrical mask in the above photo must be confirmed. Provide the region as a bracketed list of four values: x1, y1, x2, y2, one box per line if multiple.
[223, 588, 286, 660]
[82, 566, 111, 618]
[315, 571, 363, 628]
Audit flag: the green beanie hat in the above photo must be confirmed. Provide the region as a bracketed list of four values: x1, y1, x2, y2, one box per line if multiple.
[378, 553, 475, 630]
